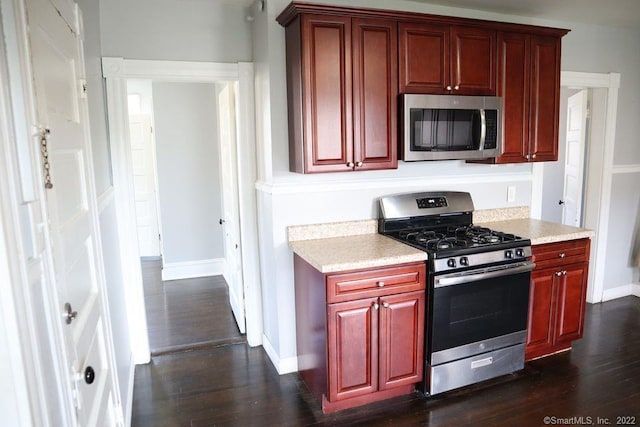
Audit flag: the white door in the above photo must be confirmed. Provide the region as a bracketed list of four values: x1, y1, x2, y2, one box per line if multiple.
[26, 0, 118, 424]
[217, 82, 246, 334]
[562, 90, 589, 227]
[129, 113, 161, 257]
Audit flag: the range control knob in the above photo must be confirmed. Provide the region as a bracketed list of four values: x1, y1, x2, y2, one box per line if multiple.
[505, 250, 513, 259]
[515, 248, 525, 258]
[447, 258, 456, 268]
[459, 256, 469, 266]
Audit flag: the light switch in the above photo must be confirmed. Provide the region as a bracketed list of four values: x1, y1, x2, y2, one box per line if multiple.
[507, 186, 516, 202]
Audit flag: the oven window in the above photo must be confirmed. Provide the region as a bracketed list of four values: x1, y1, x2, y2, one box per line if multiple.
[410, 108, 481, 151]
[431, 271, 530, 353]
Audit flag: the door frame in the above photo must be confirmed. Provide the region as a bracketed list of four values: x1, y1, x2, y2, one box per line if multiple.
[102, 58, 263, 362]
[531, 71, 620, 304]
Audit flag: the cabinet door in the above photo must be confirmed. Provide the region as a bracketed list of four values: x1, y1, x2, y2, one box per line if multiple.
[378, 291, 424, 390]
[301, 14, 353, 172]
[398, 22, 449, 94]
[327, 297, 378, 401]
[495, 32, 529, 163]
[555, 263, 588, 343]
[451, 26, 496, 95]
[526, 269, 556, 359]
[529, 35, 561, 162]
[352, 18, 398, 171]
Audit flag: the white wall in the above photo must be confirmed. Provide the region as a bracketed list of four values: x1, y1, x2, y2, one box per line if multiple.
[253, 0, 640, 372]
[152, 82, 224, 265]
[76, 0, 133, 414]
[99, 0, 252, 63]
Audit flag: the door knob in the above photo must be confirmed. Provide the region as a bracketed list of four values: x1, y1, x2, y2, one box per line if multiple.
[219, 218, 225, 224]
[64, 303, 77, 325]
[558, 200, 565, 205]
[84, 366, 95, 384]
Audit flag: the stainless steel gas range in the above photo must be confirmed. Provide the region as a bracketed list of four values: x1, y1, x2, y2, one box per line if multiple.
[378, 191, 534, 396]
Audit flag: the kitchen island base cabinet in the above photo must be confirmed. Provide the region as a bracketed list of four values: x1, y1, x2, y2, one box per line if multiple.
[525, 239, 590, 361]
[294, 255, 425, 413]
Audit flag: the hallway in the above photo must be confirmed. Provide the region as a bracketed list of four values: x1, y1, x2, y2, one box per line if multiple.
[141, 259, 245, 354]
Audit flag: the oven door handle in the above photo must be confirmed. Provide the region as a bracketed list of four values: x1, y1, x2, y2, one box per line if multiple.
[434, 261, 536, 288]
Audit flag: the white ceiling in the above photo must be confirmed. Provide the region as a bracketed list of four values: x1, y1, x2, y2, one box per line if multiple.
[409, 0, 640, 29]
[213, 0, 640, 29]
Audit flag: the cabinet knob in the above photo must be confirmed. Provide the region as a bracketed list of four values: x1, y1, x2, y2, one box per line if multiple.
[555, 271, 562, 277]
[382, 302, 390, 308]
[346, 161, 354, 168]
[525, 154, 530, 160]
[532, 154, 537, 159]
[373, 303, 379, 310]
[377, 281, 385, 287]
[562, 270, 567, 276]
[445, 85, 452, 91]
[454, 85, 460, 90]
[356, 161, 363, 167]
[559, 253, 566, 258]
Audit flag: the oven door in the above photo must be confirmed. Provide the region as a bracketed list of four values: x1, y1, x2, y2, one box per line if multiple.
[429, 261, 534, 366]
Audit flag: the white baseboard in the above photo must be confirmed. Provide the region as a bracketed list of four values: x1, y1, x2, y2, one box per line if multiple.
[262, 334, 298, 375]
[161, 258, 225, 281]
[601, 283, 640, 302]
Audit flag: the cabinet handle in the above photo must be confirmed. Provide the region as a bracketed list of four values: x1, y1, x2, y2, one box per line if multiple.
[346, 161, 354, 168]
[356, 161, 363, 167]
[454, 85, 460, 90]
[445, 85, 452, 91]
[382, 302, 390, 308]
[377, 281, 385, 287]
[559, 253, 566, 258]
[373, 303, 379, 310]
[555, 271, 562, 277]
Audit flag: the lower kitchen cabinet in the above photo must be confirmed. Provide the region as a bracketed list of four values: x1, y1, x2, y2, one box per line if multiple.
[525, 239, 590, 360]
[294, 255, 426, 413]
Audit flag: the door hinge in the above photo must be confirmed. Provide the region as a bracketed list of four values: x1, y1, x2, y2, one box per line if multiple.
[79, 79, 87, 98]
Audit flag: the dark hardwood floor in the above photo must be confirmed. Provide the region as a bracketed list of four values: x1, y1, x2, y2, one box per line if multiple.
[132, 296, 640, 427]
[142, 259, 245, 355]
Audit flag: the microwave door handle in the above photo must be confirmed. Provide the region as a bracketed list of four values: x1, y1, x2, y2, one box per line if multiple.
[479, 109, 487, 150]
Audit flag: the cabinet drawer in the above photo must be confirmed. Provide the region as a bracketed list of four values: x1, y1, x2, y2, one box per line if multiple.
[327, 263, 426, 303]
[532, 239, 590, 270]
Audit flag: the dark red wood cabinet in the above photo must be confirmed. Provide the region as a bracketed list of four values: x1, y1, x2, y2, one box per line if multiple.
[485, 32, 562, 163]
[282, 13, 397, 173]
[399, 22, 496, 95]
[279, 3, 569, 172]
[294, 256, 425, 413]
[525, 239, 590, 361]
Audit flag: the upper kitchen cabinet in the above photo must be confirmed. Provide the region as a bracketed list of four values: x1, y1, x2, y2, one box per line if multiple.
[399, 22, 496, 95]
[278, 8, 397, 173]
[485, 32, 564, 163]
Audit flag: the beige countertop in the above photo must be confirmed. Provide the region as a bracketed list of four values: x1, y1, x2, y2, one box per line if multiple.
[288, 212, 594, 273]
[475, 218, 594, 245]
[288, 232, 427, 273]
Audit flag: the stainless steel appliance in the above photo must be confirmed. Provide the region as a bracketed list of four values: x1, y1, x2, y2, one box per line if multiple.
[378, 191, 534, 396]
[401, 94, 502, 161]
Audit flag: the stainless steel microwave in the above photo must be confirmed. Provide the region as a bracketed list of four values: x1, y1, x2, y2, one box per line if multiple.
[401, 94, 503, 161]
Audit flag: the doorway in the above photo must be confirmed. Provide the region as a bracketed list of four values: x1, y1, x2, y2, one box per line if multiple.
[103, 58, 262, 364]
[124, 78, 246, 352]
[533, 71, 621, 304]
